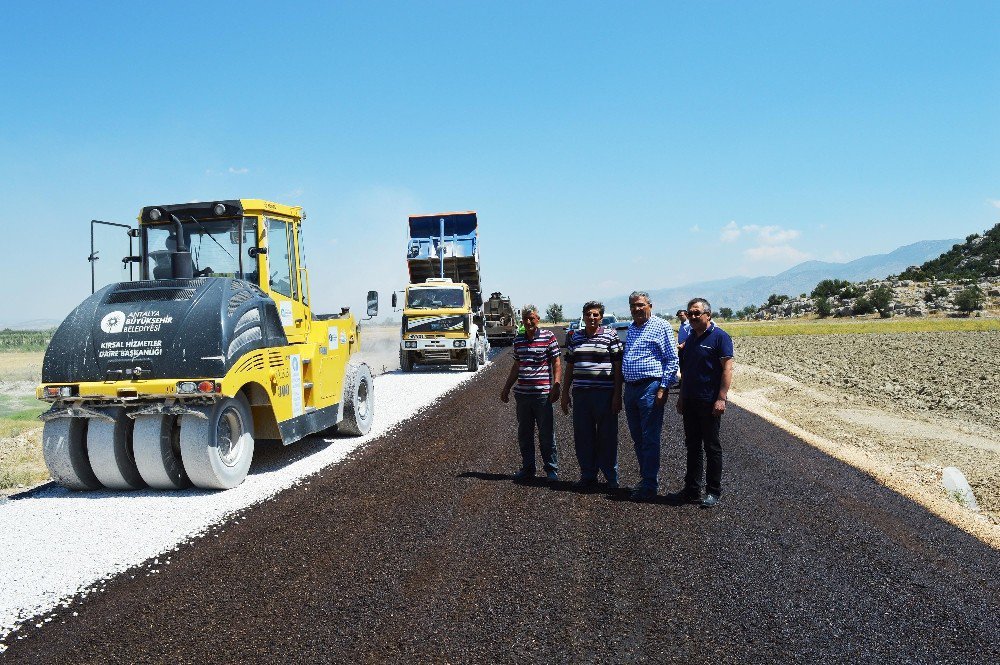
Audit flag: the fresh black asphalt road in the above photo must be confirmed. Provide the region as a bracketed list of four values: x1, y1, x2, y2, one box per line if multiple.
[4, 352, 998, 663]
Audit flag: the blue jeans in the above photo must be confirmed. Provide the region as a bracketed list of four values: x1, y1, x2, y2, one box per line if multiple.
[514, 393, 558, 473]
[572, 388, 618, 483]
[624, 379, 665, 492]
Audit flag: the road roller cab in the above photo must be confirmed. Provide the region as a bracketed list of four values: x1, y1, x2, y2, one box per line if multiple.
[37, 199, 378, 491]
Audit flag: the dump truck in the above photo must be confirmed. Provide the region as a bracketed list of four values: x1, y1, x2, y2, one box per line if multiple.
[394, 211, 488, 371]
[484, 292, 518, 346]
[37, 199, 377, 491]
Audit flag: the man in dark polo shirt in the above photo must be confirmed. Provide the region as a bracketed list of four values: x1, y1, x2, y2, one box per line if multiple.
[667, 297, 734, 508]
[501, 305, 562, 483]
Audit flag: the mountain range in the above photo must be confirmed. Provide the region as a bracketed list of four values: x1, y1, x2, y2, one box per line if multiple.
[602, 238, 961, 315]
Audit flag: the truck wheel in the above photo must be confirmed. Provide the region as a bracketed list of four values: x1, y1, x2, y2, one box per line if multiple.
[400, 349, 414, 372]
[134, 414, 191, 490]
[180, 394, 255, 490]
[339, 363, 374, 436]
[466, 344, 480, 372]
[87, 407, 146, 490]
[478, 339, 488, 364]
[43, 418, 102, 490]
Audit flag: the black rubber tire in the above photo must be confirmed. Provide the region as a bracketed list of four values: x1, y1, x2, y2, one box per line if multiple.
[400, 349, 414, 372]
[134, 414, 191, 490]
[339, 363, 374, 436]
[42, 418, 102, 490]
[466, 345, 480, 372]
[180, 394, 255, 490]
[87, 407, 146, 490]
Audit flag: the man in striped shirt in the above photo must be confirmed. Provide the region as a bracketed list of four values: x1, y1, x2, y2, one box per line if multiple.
[622, 291, 679, 500]
[561, 301, 624, 489]
[501, 305, 562, 482]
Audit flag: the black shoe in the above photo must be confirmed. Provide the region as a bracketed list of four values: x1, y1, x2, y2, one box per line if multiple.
[630, 487, 656, 502]
[513, 469, 536, 482]
[665, 490, 701, 505]
[575, 477, 598, 488]
[546, 470, 559, 483]
[700, 494, 720, 508]
[605, 480, 619, 490]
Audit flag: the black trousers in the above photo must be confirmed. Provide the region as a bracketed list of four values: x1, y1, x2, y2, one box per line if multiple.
[681, 398, 723, 496]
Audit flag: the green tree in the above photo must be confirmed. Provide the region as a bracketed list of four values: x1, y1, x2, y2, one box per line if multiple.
[924, 285, 948, 302]
[815, 297, 832, 318]
[852, 296, 874, 315]
[718, 307, 733, 320]
[869, 285, 894, 318]
[811, 279, 851, 299]
[737, 305, 757, 319]
[765, 293, 789, 307]
[954, 285, 984, 313]
[545, 303, 564, 323]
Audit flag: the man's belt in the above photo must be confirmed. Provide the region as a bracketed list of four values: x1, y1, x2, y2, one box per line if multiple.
[625, 377, 659, 386]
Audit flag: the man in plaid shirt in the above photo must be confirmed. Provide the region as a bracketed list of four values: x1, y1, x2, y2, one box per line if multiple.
[622, 291, 679, 500]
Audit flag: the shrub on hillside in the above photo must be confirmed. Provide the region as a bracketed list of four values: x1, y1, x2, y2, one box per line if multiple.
[718, 307, 733, 319]
[765, 293, 789, 307]
[852, 296, 875, 315]
[924, 285, 949, 302]
[954, 286, 984, 313]
[816, 297, 832, 318]
[869, 285, 894, 318]
[840, 285, 862, 299]
[811, 279, 851, 299]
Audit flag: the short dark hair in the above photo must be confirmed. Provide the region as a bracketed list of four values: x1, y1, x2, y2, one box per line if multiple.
[687, 297, 712, 317]
[582, 300, 605, 316]
[676, 309, 686, 317]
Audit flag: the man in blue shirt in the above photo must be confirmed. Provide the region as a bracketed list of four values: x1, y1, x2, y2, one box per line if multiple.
[622, 291, 679, 500]
[675, 309, 692, 348]
[667, 298, 734, 508]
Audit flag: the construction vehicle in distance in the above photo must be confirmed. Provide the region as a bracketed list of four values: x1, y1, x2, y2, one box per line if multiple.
[37, 199, 377, 491]
[484, 292, 519, 346]
[393, 211, 489, 372]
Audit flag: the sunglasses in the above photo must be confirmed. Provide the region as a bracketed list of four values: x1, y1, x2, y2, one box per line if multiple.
[686, 310, 707, 317]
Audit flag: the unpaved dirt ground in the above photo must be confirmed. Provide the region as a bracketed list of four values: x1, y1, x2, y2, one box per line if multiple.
[359, 324, 401, 375]
[732, 330, 1000, 519]
[4, 355, 998, 663]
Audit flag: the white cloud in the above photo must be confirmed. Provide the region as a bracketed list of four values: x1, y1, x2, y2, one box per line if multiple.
[757, 225, 800, 244]
[744, 245, 809, 262]
[721, 221, 800, 245]
[228, 167, 249, 174]
[720, 221, 741, 242]
[989, 199, 1000, 209]
[689, 224, 701, 233]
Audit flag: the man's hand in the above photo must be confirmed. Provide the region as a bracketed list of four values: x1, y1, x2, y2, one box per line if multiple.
[611, 393, 622, 415]
[501, 388, 510, 403]
[560, 391, 571, 415]
[654, 386, 667, 407]
[549, 382, 561, 403]
[712, 398, 727, 416]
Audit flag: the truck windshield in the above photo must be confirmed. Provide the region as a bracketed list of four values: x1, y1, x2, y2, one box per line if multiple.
[407, 288, 465, 308]
[144, 218, 258, 282]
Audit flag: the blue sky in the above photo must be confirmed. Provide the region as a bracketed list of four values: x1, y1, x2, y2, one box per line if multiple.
[1, 1, 997, 325]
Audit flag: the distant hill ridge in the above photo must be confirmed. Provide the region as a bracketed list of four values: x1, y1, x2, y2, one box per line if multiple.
[599, 238, 961, 315]
[897, 222, 1000, 281]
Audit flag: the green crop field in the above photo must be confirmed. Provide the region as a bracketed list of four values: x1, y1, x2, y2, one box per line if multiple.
[0, 329, 53, 352]
[720, 316, 1000, 337]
